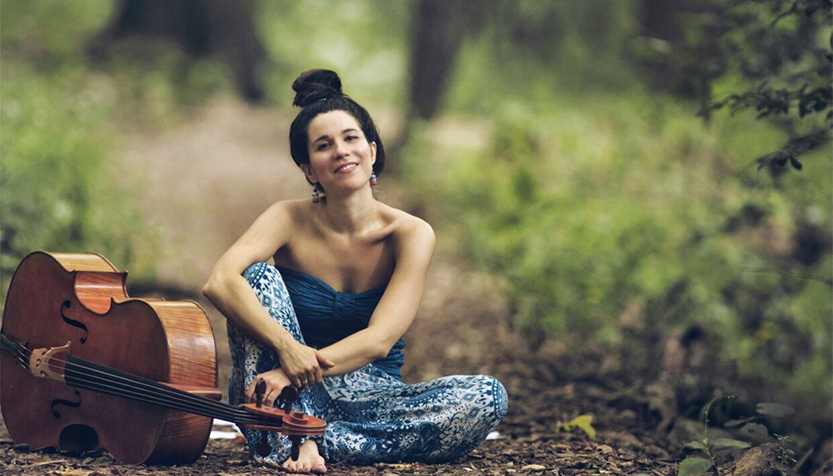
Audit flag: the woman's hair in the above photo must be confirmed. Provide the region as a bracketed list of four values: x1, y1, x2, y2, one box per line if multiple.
[288, 69, 386, 176]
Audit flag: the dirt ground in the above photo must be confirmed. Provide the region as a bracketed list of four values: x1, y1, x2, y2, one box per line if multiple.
[0, 97, 825, 475]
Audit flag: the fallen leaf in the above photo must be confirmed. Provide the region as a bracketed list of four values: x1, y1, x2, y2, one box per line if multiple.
[385, 463, 414, 469]
[596, 444, 614, 454]
[25, 459, 71, 467]
[755, 402, 796, 417]
[738, 422, 769, 440]
[55, 470, 95, 476]
[521, 464, 546, 471]
[556, 414, 597, 438]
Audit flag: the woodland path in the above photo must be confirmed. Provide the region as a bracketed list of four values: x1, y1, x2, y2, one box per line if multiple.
[1, 97, 703, 475]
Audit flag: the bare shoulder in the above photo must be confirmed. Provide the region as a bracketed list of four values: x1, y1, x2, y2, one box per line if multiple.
[209, 199, 311, 275]
[381, 205, 435, 252]
[242, 199, 309, 247]
[261, 199, 309, 225]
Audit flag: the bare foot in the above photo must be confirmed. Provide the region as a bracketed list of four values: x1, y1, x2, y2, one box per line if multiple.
[282, 439, 326, 474]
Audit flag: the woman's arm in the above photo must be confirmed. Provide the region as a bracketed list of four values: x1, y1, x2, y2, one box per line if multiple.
[202, 202, 333, 387]
[317, 217, 436, 376]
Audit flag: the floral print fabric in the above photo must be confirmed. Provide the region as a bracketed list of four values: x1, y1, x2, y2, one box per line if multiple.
[228, 262, 508, 465]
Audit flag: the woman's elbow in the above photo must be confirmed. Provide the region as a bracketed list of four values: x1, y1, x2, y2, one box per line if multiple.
[201, 282, 215, 301]
[202, 272, 228, 301]
[373, 341, 396, 360]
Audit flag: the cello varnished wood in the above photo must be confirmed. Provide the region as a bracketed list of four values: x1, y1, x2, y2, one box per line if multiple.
[0, 251, 218, 464]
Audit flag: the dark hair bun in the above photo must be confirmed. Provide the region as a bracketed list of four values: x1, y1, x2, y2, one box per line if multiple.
[292, 69, 343, 107]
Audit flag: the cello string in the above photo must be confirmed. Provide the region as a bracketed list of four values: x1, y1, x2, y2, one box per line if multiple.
[63, 373, 248, 423]
[11, 341, 296, 426]
[30, 352, 257, 424]
[11, 344, 273, 425]
[31, 352, 264, 424]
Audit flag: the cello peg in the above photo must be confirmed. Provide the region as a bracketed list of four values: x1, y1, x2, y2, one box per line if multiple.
[289, 435, 302, 461]
[255, 379, 267, 408]
[280, 386, 298, 414]
[255, 430, 272, 457]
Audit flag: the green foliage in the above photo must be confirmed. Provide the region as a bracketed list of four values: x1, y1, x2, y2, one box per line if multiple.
[256, 0, 412, 107]
[681, 396, 752, 474]
[0, 0, 114, 62]
[774, 434, 798, 465]
[1, 0, 158, 301]
[401, 86, 832, 438]
[680, 396, 802, 475]
[445, 2, 642, 117]
[678, 457, 714, 476]
[636, 0, 833, 172]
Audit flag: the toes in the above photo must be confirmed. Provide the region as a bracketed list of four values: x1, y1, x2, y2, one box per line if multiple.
[282, 460, 318, 474]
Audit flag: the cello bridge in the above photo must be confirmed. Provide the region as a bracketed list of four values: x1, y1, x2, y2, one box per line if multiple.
[29, 341, 71, 382]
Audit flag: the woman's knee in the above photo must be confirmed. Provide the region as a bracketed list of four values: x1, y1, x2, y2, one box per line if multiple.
[243, 262, 280, 290]
[489, 376, 509, 422]
[242, 263, 290, 307]
[241, 262, 305, 343]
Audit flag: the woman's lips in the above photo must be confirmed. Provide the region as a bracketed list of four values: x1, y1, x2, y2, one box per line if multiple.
[335, 163, 358, 173]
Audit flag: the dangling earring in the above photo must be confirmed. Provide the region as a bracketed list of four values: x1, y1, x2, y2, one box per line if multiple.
[370, 171, 378, 187]
[312, 183, 321, 203]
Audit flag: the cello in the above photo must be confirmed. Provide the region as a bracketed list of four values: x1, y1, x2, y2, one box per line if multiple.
[0, 251, 324, 464]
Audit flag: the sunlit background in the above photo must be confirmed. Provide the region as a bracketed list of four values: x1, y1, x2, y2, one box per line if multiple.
[1, 0, 831, 470]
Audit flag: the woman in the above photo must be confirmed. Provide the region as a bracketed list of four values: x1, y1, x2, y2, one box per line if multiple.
[203, 69, 507, 474]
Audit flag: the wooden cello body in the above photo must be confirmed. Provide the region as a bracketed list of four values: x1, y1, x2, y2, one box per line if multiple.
[0, 251, 220, 464]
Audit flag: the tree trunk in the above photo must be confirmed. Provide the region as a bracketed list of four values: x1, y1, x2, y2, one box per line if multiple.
[407, 0, 480, 120]
[96, 0, 266, 102]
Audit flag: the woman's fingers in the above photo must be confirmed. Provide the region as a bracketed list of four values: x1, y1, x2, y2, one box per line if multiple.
[301, 370, 314, 387]
[316, 351, 335, 369]
[246, 369, 292, 405]
[265, 388, 279, 407]
[280, 343, 336, 386]
[310, 351, 332, 383]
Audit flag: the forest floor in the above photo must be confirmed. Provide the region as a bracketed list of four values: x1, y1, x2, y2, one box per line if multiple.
[0, 97, 825, 475]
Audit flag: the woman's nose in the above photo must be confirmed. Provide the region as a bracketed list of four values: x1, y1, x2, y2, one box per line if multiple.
[332, 140, 349, 158]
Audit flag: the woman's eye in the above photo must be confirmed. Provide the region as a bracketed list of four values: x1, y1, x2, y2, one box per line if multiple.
[346, 135, 358, 141]
[317, 142, 329, 151]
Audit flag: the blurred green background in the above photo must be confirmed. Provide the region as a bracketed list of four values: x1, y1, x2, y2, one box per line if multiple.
[1, 0, 830, 464]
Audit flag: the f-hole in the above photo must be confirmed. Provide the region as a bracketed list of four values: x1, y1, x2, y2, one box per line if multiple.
[51, 390, 82, 418]
[59, 424, 99, 452]
[60, 301, 88, 344]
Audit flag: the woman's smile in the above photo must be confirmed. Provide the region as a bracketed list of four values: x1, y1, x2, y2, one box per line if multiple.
[335, 162, 358, 173]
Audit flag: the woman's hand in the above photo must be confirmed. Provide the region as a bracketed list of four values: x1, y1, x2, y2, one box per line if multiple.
[245, 368, 292, 408]
[279, 341, 335, 388]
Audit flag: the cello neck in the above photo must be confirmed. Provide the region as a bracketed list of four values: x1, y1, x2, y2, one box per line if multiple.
[1, 333, 31, 372]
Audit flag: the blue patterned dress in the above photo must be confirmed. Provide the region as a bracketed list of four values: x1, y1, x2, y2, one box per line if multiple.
[227, 262, 508, 465]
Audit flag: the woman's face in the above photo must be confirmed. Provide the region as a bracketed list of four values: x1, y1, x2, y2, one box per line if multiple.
[303, 110, 376, 196]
